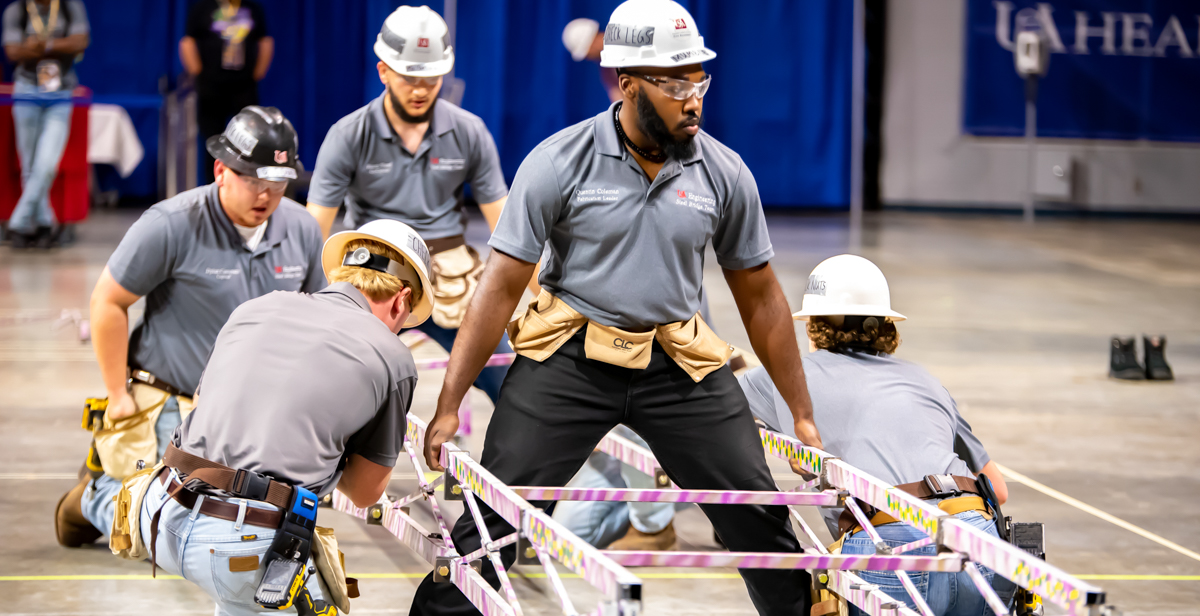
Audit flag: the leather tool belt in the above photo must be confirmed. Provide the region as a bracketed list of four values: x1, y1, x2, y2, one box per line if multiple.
[507, 290, 733, 382]
[129, 368, 190, 398]
[837, 474, 991, 538]
[427, 234, 484, 329]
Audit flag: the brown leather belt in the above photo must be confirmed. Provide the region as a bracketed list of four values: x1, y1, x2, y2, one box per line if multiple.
[164, 477, 283, 529]
[837, 474, 985, 537]
[425, 234, 465, 255]
[128, 368, 190, 398]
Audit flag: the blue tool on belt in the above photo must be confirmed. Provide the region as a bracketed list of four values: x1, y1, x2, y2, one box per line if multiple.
[256, 485, 320, 610]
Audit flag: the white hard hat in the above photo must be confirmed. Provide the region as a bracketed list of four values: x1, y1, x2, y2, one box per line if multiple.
[599, 0, 716, 69]
[374, 5, 455, 78]
[792, 255, 907, 322]
[322, 220, 434, 327]
[563, 18, 600, 62]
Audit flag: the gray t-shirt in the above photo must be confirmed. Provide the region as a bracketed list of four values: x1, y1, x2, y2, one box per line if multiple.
[177, 283, 417, 497]
[107, 184, 326, 396]
[308, 96, 508, 240]
[2, 0, 89, 89]
[489, 102, 773, 330]
[739, 350, 991, 536]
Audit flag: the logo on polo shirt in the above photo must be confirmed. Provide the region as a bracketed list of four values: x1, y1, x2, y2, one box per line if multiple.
[363, 162, 393, 175]
[274, 265, 306, 280]
[430, 157, 465, 171]
[575, 187, 620, 204]
[205, 267, 241, 280]
[674, 187, 715, 214]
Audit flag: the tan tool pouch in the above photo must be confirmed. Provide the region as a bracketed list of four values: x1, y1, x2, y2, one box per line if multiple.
[431, 244, 484, 329]
[93, 384, 168, 481]
[584, 321, 656, 369]
[312, 525, 359, 613]
[656, 313, 733, 382]
[810, 535, 850, 616]
[507, 290, 588, 361]
[110, 462, 166, 560]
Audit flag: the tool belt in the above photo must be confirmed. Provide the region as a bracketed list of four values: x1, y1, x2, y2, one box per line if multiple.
[85, 373, 194, 481]
[428, 235, 483, 329]
[110, 461, 167, 561]
[129, 368, 191, 398]
[507, 290, 733, 382]
[837, 474, 992, 538]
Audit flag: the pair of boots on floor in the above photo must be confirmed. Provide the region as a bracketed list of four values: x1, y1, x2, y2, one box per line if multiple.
[1110, 335, 1173, 381]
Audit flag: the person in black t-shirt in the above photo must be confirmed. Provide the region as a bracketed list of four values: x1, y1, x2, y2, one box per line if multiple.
[179, 0, 272, 183]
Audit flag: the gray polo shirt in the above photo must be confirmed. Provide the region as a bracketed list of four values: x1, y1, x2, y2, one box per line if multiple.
[308, 96, 508, 239]
[2, 0, 89, 90]
[489, 102, 773, 330]
[107, 184, 326, 396]
[739, 350, 992, 535]
[176, 283, 417, 496]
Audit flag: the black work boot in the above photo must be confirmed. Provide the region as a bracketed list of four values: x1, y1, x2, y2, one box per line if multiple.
[1143, 335, 1174, 381]
[1109, 337, 1145, 380]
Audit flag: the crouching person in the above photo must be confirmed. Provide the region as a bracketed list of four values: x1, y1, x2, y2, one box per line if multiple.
[738, 255, 1014, 616]
[103, 220, 432, 615]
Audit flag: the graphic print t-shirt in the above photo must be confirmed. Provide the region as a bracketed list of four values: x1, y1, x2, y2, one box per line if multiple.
[186, 0, 267, 97]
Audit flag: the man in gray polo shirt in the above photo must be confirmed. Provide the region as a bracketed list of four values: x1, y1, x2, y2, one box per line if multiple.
[412, 2, 819, 614]
[54, 107, 325, 548]
[307, 5, 513, 404]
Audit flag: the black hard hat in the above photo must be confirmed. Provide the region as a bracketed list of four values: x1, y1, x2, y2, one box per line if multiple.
[206, 106, 302, 182]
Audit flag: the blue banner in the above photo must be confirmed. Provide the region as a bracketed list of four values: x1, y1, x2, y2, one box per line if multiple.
[964, 0, 1200, 142]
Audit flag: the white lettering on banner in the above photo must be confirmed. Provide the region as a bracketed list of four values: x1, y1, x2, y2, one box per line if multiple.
[575, 188, 620, 203]
[673, 189, 716, 215]
[274, 265, 305, 280]
[994, 2, 1199, 59]
[205, 268, 241, 280]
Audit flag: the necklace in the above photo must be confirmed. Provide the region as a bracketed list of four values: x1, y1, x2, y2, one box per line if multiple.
[613, 102, 666, 164]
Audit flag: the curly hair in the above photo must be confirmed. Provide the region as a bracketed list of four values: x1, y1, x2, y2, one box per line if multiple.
[327, 239, 423, 306]
[806, 316, 901, 354]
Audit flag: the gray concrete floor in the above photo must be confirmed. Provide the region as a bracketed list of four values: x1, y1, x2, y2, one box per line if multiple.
[1, 209, 1197, 615]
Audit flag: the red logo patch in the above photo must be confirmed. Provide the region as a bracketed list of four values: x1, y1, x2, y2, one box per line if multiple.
[274, 150, 288, 164]
[674, 18, 687, 29]
[418, 37, 430, 48]
[677, 190, 687, 198]
[275, 266, 283, 273]
[431, 158, 439, 164]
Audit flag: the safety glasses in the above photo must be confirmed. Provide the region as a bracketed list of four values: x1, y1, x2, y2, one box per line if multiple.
[232, 170, 288, 195]
[633, 73, 712, 101]
[401, 74, 442, 88]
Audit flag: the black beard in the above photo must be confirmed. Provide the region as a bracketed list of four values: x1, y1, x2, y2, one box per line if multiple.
[635, 88, 699, 160]
[390, 86, 436, 124]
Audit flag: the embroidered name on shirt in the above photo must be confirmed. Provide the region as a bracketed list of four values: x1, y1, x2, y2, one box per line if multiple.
[274, 265, 306, 280]
[576, 188, 620, 203]
[674, 189, 716, 214]
[205, 268, 241, 280]
[430, 157, 465, 170]
[364, 162, 393, 174]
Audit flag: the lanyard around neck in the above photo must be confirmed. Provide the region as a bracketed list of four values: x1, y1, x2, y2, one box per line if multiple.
[25, 0, 59, 39]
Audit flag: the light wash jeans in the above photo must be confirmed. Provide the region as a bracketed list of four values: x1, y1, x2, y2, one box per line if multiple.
[9, 80, 72, 234]
[81, 398, 182, 534]
[842, 508, 1015, 616]
[552, 427, 675, 547]
[137, 467, 331, 615]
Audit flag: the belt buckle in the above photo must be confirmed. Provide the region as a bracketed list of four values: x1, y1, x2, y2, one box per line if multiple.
[923, 474, 961, 498]
[230, 468, 271, 502]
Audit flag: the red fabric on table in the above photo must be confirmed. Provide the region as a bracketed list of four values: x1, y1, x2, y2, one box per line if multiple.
[0, 85, 92, 224]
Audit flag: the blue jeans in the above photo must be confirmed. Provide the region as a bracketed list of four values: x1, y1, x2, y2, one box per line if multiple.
[843, 509, 1015, 616]
[9, 81, 72, 234]
[552, 427, 675, 547]
[81, 398, 182, 534]
[139, 468, 331, 615]
[415, 318, 509, 403]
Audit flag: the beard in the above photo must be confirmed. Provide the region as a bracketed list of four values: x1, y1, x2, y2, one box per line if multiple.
[389, 85, 437, 124]
[634, 87, 700, 160]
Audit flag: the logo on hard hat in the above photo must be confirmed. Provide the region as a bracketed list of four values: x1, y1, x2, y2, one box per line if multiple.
[274, 150, 288, 164]
[806, 275, 827, 297]
[406, 63, 428, 72]
[674, 19, 687, 29]
[417, 37, 429, 48]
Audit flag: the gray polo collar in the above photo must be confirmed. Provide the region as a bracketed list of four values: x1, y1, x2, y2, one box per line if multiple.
[205, 183, 289, 255]
[369, 95, 455, 144]
[593, 101, 704, 165]
[316, 282, 373, 312]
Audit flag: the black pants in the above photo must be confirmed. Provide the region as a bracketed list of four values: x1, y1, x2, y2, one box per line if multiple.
[409, 331, 811, 615]
[197, 86, 259, 184]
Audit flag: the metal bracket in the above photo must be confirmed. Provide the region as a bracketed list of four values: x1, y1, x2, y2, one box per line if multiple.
[366, 503, 385, 525]
[516, 535, 539, 565]
[433, 557, 480, 582]
[444, 471, 463, 501]
[812, 569, 831, 593]
[653, 468, 671, 488]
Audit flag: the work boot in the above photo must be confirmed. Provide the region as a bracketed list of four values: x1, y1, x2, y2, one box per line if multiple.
[1109, 337, 1145, 380]
[55, 477, 102, 547]
[606, 522, 677, 551]
[1143, 335, 1174, 381]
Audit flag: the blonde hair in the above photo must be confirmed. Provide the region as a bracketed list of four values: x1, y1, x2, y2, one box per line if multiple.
[327, 239, 423, 305]
[806, 316, 901, 354]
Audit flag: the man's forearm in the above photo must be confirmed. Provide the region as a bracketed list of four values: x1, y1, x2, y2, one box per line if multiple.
[253, 37, 273, 81]
[90, 299, 131, 399]
[4, 44, 36, 63]
[305, 203, 338, 240]
[48, 34, 88, 57]
[435, 251, 533, 417]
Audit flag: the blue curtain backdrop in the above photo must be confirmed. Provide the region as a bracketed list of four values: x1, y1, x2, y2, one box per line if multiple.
[35, 0, 851, 207]
[964, 0, 1200, 142]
